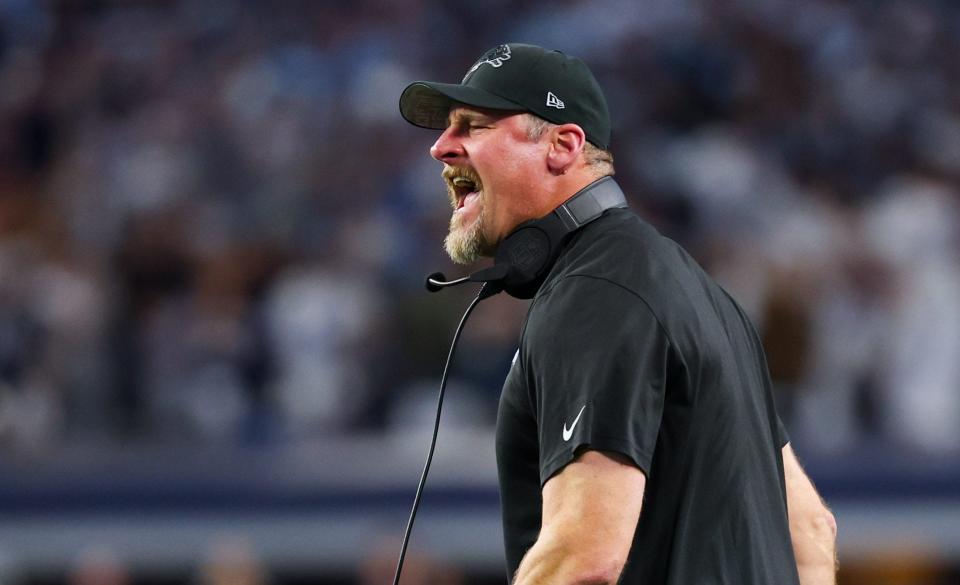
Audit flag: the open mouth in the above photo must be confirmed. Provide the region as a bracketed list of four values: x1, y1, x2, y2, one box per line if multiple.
[444, 169, 483, 213]
[451, 176, 480, 211]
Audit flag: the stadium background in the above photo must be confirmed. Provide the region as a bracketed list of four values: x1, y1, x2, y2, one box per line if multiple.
[1, 0, 959, 583]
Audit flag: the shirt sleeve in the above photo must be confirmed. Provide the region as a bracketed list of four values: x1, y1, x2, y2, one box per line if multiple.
[523, 275, 671, 485]
[777, 414, 790, 448]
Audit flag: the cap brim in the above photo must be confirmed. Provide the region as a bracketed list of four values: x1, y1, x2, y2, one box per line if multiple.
[399, 81, 526, 130]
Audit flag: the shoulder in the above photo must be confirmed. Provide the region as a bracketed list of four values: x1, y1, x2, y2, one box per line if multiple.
[522, 267, 671, 365]
[538, 208, 706, 321]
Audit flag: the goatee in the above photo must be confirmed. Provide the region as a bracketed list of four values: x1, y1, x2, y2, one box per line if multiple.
[444, 211, 486, 264]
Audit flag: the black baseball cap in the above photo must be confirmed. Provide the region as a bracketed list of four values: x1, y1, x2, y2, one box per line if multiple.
[399, 43, 611, 149]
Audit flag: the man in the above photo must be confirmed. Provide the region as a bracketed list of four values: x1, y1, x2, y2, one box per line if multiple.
[399, 43, 836, 584]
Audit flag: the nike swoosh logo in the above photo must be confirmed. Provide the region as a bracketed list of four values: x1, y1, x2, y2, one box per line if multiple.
[562, 405, 587, 442]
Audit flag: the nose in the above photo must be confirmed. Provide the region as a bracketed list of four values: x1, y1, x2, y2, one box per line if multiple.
[430, 125, 464, 163]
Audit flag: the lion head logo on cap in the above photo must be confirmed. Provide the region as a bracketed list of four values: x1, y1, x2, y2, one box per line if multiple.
[462, 44, 512, 82]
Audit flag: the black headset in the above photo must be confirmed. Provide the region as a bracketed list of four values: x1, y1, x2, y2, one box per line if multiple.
[427, 175, 628, 299]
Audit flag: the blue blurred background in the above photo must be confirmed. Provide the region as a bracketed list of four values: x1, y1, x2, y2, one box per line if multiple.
[1, 0, 959, 583]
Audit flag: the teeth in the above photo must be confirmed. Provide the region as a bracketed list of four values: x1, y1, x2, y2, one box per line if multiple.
[452, 176, 476, 190]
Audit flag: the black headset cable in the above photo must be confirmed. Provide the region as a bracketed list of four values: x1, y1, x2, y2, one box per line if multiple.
[392, 283, 492, 585]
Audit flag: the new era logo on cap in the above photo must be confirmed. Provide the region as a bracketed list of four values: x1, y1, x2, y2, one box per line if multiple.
[546, 91, 565, 109]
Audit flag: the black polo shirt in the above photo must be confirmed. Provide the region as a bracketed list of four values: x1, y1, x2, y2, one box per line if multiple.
[495, 207, 799, 584]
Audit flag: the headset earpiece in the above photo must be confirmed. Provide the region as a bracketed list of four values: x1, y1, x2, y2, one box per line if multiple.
[491, 176, 628, 299]
[494, 214, 571, 299]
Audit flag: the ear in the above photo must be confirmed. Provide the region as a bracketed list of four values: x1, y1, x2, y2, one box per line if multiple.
[546, 123, 586, 175]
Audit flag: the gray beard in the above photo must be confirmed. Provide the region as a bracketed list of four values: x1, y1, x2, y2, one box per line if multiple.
[444, 200, 498, 265]
[444, 213, 485, 264]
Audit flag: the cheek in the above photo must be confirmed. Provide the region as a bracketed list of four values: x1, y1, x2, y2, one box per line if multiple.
[494, 154, 540, 218]
[481, 139, 544, 232]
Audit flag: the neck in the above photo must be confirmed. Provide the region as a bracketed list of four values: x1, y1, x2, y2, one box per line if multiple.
[541, 169, 605, 213]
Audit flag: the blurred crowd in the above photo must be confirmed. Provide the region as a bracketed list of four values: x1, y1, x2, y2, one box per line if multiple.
[45, 535, 464, 585]
[1, 0, 959, 458]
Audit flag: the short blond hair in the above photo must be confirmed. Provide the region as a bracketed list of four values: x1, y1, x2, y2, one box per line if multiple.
[523, 114, 615, 177]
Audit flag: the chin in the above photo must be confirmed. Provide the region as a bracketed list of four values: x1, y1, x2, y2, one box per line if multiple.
[444, 225, 483, 265]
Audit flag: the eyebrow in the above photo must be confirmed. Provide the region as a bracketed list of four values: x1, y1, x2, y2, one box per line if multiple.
[447, 109, 494, 127]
